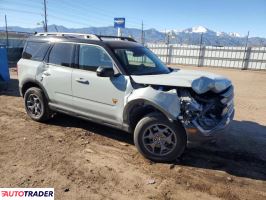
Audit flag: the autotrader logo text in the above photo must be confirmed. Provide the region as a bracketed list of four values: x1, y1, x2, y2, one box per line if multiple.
[0, 188, 54, 200]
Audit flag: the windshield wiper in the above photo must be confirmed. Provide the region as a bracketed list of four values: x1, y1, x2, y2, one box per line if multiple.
[132, 71, 162, 75]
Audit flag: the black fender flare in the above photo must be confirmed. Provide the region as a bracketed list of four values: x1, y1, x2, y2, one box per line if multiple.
[123, 98, 178, 126]
[21, 78, 50, 101]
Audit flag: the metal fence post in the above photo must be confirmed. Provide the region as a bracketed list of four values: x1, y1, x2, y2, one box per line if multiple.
[198, 45, 206, 67]
[242, 47, 252, 70]
[167, 45, 173, 65]
[197, 33, 203, 67]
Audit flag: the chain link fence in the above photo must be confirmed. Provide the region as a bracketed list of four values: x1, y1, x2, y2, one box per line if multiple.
[147, 44, 266, 70]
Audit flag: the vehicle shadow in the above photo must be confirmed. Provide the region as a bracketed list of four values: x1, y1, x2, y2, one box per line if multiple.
[182, 120, 266, 180]
[50, 114, 134, 145]
[0, 78, 20, 97]
[49, 114, 266, 181]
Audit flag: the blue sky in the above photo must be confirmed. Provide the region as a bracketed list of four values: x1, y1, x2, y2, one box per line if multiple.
[0, 0, 266, 37]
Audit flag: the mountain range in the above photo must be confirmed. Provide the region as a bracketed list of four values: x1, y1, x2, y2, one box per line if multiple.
[1, 25, 265, 47]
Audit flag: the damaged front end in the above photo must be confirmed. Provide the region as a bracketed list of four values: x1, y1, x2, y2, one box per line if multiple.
[178, 84, 234, 138]
[128, 74, 234, 139]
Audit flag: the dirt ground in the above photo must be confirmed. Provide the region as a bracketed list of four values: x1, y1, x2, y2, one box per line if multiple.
[0, 66, 266, 200]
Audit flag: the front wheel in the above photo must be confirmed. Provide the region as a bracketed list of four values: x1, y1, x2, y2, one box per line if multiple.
[134, 112, 187, 162]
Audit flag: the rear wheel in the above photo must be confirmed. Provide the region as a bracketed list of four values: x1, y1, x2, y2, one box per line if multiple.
[24, 87, 50, 122]
[134, 112, 187, 162]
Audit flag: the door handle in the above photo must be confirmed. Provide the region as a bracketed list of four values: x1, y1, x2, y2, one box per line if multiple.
[76, 78, 89, 84]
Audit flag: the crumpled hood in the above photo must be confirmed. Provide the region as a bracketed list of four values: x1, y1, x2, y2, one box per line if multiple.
[131, 69, 232, 94]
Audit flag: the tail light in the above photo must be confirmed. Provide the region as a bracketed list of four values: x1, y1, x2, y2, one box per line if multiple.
[16, 64, 18, 77]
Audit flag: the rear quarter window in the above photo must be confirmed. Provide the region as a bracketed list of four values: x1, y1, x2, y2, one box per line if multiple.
[22, 41, 50, 61]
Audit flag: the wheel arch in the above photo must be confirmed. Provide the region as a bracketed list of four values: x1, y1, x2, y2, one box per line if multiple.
[123, 99, 178, 132]
[21, 79, 50, 101]
[123, 86, 181, 132]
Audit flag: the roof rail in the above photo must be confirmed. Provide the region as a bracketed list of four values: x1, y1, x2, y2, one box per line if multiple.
[35, 32, 137, 42]
[35, 32, 100, 40]
[96, 35, 136, 42]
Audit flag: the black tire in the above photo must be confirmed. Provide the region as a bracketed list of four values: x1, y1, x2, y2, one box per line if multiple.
[24, 87, 50, 122]
[134, 112, 187, 162]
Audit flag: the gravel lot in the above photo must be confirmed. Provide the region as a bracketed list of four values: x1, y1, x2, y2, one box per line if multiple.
[0, 66, 266, 200]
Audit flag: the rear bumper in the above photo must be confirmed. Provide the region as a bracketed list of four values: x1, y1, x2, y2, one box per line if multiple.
[19, 86, 23, 96]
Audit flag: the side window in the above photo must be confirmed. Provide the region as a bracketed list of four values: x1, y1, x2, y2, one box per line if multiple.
[22, 42, 50, 61]
[49, 43, 75, 67]
[79, 45, 113, 71]
[126, 50, 155, 67]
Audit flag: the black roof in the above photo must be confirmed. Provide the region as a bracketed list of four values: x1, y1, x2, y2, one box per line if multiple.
[27, 35, 142, 49]
[26, 34, 143, 75]
[103, 40, 142, 48]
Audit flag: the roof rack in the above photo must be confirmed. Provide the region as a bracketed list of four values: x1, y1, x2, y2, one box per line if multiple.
[96, 35, 136, 42]
[35, 32, 137, 42]
[35, 32, 100, 40]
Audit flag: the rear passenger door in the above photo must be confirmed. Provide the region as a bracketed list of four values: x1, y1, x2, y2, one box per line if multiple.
[41, 42, 75, 107]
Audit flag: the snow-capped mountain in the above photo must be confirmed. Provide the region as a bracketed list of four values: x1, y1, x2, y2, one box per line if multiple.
[183, 26, 209, 33]
[164, 26, 211, 34]
[228, 32, 241, 37]
[165, 26, 242, 38]
[0, 25, 265, 46]
[181, 26, 241, 37]
[217, 31, 241, 37]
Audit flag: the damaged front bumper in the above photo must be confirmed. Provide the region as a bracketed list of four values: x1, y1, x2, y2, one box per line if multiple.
[190, 104, 234, 138]
[183, 85, 235, 141]
[185, 109, 234, 142]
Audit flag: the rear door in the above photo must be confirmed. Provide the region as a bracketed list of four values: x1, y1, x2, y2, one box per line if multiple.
[40, 42, 75, 107]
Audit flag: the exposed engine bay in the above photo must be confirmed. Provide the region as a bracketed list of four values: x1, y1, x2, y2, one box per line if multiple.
[178, 86, 234, 136]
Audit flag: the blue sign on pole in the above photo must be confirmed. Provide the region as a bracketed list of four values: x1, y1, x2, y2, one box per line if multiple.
[114, 18, 125, 28]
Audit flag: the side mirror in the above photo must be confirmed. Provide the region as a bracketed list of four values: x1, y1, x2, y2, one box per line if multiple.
[96, 66, 114, 77]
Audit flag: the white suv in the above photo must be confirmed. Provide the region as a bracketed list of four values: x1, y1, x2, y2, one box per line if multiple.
[18, 32, 234, 162]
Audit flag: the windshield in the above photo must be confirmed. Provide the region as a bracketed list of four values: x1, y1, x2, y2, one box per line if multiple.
[113, 47, 170, 75]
